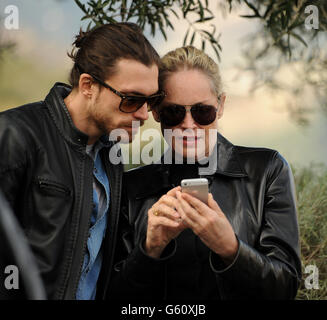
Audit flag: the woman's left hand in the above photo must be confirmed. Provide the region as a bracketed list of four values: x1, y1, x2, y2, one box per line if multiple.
[177, 191, 238, 264]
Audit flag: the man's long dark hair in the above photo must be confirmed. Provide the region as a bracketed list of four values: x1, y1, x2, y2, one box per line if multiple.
[68, 22, 160, 88]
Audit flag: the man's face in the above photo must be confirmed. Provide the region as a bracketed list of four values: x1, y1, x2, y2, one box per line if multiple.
[88, 59, 159, 143]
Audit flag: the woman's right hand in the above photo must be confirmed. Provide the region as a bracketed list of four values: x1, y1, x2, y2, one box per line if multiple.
[145, 186, 186, 258]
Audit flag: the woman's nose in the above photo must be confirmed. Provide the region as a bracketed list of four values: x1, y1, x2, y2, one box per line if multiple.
[180, 109, 196, 129]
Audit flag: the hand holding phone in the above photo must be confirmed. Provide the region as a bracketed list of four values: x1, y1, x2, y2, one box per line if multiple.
[181, 178, 209, 205]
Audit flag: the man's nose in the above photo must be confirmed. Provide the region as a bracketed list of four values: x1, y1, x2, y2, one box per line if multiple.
[133, 103, 149, 121]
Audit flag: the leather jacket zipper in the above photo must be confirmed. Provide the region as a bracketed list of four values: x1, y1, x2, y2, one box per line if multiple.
[37, 179, 71, 196]
[70, 157, 94, 299]
[101, 154, 123, 299]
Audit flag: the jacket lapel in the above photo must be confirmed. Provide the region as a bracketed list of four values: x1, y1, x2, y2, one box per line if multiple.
[124, 132, 248, 200]
[214, 133, 248, 178]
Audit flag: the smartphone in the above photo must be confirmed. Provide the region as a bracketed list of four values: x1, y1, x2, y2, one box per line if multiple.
[181, 178, 209, 205]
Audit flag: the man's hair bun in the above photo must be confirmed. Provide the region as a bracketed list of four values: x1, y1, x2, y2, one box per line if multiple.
[73, 28, 89, 48]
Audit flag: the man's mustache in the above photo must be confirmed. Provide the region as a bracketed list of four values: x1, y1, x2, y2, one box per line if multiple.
[128, 120, 145, 128]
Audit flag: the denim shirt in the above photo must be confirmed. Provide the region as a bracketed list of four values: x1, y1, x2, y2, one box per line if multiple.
[76, 140, 110, 300]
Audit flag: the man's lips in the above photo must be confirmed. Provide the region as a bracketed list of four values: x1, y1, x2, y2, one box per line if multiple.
[125, 126, 139, 133]
[124, 121, 144, 131]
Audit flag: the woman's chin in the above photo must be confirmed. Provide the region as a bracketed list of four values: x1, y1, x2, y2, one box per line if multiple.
[173, 146, 208, 163]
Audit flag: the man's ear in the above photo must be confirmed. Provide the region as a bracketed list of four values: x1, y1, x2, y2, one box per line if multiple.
[217, 93, 226, 119]
[151, 108, 160, 122]
[78, 73, 95, 98]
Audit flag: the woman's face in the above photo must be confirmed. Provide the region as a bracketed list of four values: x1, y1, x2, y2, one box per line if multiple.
[153, 69, 225, 161]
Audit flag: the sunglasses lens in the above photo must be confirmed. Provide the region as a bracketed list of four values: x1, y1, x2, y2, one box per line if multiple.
[120, 93, 165, 113]
[146, 97, 158, 109]
[120, 96, 146, 113]
[159, 105, 185, 126]
[191, 105, 217, 125]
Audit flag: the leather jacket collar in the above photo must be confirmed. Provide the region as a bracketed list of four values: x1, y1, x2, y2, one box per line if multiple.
[214, 133, 248, 178]
[125, 132, 248, 200]
[158, 132, 248, 178]
[45, 82, 112, 149]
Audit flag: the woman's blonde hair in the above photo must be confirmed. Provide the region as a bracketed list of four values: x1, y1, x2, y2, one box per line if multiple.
[159, 45, 223, 98]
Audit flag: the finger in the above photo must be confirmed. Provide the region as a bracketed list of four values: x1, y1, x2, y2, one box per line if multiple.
[150, 215, 180, 228]
[178, 210, 193, 229]
[150, 204, 180, 220]
[173, 196, 189, 226]
[159, 194, 180, 213]
[180, 192, 208, 216]
[167, 186, 182, 197]
[177, 191, 204, 224]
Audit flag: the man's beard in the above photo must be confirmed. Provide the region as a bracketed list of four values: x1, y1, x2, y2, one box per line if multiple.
[95, 117, 144, 143]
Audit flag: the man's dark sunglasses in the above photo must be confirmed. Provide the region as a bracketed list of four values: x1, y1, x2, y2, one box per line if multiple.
[76, 64, 165, 113]
[157, 102, 220, 127]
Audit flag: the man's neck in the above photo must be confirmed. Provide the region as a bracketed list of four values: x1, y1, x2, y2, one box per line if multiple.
[64, 90, 101, 145]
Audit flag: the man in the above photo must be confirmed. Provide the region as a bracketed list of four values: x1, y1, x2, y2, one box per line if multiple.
[0, 22, 163, 299]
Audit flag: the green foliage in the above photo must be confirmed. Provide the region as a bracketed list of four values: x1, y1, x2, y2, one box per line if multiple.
[293, 164, 327, 299]
[227, 0, 327, 126]
[73, 0, 327, 126]
[228, 0, 327, 57]
[74, 0, 222, 60]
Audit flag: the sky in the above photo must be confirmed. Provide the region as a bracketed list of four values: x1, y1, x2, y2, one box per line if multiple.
[0, 0, 326, 167]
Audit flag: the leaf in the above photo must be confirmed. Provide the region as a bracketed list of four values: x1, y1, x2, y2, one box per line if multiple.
[165, 17, 174, 30]
[194, 16, 214, 23]
[281, 11, 287, 29]
[290, 32, 308, 47]
[190, 31, 196, 45]
[201, 39, 206, 50]
[211, 42, 221, 62]
[74, 0, 87, 13]
[239, 14, 260, 19]
[244, 0, 261, 18]
[198, 0, 204, 20]
[160, 26, 167, 40]
[263, 1, 275, 19]
[86, 20, 93, 31]
[169, 8, 179, 19]
[183, 28, 190, 46]
[183, 1, 193, 18]
[201, 29, 212, 38]
[158, 17, 167, 40]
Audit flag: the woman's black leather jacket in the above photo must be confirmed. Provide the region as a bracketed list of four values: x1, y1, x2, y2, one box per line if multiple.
[109, 133, 302, 300]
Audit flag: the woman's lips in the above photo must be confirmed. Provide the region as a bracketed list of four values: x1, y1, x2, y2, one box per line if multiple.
[181, 136, 200, 146]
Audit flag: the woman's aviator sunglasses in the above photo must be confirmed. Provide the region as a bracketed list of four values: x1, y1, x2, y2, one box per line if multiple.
[157, 99, 221, 127]
[76, 64, 166, 113]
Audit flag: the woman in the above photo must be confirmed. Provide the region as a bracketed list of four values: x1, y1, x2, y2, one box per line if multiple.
[110, 46, 302, 300]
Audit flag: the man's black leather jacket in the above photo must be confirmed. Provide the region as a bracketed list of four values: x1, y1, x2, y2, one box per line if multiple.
[0, 83, 123, 299]
[109, 133, 302, 300]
